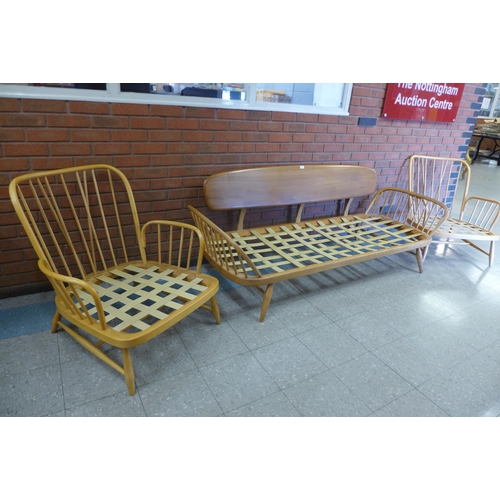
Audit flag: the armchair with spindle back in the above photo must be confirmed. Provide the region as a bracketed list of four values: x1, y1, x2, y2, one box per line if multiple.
[408, 154, 500, 265]
[9, 164, 220, 395]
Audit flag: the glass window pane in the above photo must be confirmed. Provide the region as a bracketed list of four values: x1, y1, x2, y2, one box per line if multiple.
[256, 83, 343, 107]
[25, 83, 107, 90]
[120, 83, 246, 101]
[0, 83, 350, 115]
[478, 83, 498, 117]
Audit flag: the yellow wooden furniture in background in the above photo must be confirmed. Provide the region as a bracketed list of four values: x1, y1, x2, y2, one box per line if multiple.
[408, 154, 500, 266]
[9, 164, 220, 395]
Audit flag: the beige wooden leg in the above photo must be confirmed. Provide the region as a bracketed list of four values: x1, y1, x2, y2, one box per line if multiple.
[259, 284, 274, 323]
[489, 241, 495, 267]
[51, 311, 61, 333]
[416, 248, 424, 273]
[422, 244, 429, 262]
[210, 296, 221, 324]
[122, 349, 135, 396]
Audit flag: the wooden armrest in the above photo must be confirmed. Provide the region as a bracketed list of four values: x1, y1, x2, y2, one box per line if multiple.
[188, 206, 262, 279]
[38, 259, 107, 328]
[141, 220, 205, 272]
[366, 188, 449, 237]
[460, 196, 500, 231]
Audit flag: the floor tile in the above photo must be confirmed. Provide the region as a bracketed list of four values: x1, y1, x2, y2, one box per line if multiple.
[227, 310, 294, 350]
[0, 330, 59, 379]
[336, 278, 382, 306]
[449, 352, 500, 400]
[297, 322, 368, 369]
[367, 270, 429, 302]
[0, 290, 53, 311]
[283, 370, 371, 417]
[179, 321, 248, 367]
[332, 352, 413, 412]
[268, 297, 332, 334]
[466, 299, 500, 325]
[139, 369, 222, 417]
[225, 391, 301, 417]
[170, 305, 223, 335]
[418, 370, 500, 417]
[437, 310, 500, 351]
[45, 410, 66, 417]
[397, 293, 460, 323]
[405, 324, 477, 371]
[335, 310, 403, 351]
[478, 272, 500, 293]
[252, 336, 327, 389]
[371, 389, 449, 417]
[60, 355, 128, 409]
[128, 332, 197, 386]
[66, 391, 146, 417]
[0, 301, 56, 340]
[214, 286, 264, 319]
[304, 287, 365, 322]
[480, 339, 500, 365]
[373, 337, 444, 387]
[0, 364, 64, 417]
[424, 281, 496, 312]
[199, 352, 279, 413]
[365, 299, 435, 335]
[372, 266, 436, 291]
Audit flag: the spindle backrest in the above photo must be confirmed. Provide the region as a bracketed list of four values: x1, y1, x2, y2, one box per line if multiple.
[10, 164, 142, 280]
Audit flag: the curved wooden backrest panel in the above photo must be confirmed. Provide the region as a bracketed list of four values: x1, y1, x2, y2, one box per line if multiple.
[204, 164, 377, 210]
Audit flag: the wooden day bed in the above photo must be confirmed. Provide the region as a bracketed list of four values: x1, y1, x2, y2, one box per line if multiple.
[188, 164, 449, 322]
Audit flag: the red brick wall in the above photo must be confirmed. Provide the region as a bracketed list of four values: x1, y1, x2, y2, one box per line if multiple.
[0, 83, 485, 297]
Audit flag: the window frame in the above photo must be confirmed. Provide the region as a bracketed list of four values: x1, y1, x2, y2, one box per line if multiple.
[0, 83, 353, 116]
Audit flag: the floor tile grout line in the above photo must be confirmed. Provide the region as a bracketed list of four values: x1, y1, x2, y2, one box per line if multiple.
[221, 388, 301, 417]
[55, 328, 69, 415]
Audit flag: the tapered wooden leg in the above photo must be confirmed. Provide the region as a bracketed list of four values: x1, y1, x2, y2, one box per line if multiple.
[122, 349, 135, 396]
[259, 284, 274, 322]
[51, 311, 62, 333]
[489, 241, 495, 267]
[210, 296, 221, 324]
[416, 248, 424, 273]
[422, 244, 429, 262]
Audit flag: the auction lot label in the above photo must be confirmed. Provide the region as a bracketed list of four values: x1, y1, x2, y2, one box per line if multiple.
[382, 83, 465, 122]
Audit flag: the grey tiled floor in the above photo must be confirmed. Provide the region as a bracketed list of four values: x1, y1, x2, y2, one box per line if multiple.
[2, 162, 500, 417]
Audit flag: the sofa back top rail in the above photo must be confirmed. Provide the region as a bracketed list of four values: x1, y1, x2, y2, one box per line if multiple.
[203, 164, 377, 229]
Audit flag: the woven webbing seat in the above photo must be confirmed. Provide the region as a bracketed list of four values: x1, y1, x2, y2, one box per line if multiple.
[226, 215, 429, 277]
[77, 264, 213, 333]
[10, 164, 220, 395]
[190, 185, 449, 321]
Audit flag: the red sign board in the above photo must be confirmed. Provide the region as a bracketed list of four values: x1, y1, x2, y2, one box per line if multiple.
[382, 83, 465, 122]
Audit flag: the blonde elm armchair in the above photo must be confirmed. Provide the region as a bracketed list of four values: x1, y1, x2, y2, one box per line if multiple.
[9, 164, 220, 395]
[408, 154, 500, 266]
